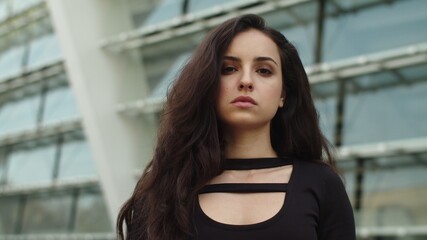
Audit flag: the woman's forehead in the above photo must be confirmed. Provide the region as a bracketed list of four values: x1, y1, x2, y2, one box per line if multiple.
[224, 29, 281, 64]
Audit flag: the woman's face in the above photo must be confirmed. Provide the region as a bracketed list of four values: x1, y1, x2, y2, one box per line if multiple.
[216, 29, 284, 129]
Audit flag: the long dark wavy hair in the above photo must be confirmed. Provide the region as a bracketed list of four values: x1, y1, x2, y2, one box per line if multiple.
[117, 14, 336, 240]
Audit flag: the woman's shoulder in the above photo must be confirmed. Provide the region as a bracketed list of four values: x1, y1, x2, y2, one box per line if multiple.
[295, 159, 343, 185]
[294, 159, 349, 205]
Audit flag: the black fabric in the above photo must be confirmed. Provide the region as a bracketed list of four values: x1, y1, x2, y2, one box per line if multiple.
[193, 158, 356, 240]
[199, 183, 288, 194]
[223, 157, 294, 170]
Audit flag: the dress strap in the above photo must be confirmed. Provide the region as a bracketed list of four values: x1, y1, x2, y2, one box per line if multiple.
[224, 157, 293, 170]
[199, 183, 288, 194]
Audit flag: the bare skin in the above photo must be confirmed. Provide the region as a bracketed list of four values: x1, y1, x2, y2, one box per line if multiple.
[199, 29, 293, 225]
[199, 165, 293, 225]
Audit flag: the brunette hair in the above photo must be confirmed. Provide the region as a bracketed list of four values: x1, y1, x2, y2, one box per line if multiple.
[117, 14, 336, 240]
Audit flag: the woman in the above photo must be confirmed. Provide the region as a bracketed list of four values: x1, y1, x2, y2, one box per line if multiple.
[117, 14, 356, 240]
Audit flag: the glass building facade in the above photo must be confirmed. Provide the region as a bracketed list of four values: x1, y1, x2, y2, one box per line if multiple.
[0, 0, 426, 239]
[0, 0, 111, 239]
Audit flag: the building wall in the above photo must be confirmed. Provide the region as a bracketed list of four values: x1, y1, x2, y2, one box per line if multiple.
[0, 0, 112, 239]
[0, 0, 426, 239]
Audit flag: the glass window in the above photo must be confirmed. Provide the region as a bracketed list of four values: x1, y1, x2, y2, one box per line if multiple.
[27, 34, 62, 71]
[342, 170, 355, 202]
[6, 143, 56, 185]
[347, 71, 398, 92]
[58, 139, 97, 180]
[358, 154, 427, 227]
[343, 81, 427, 145]
[42, 86, 80, 125]
[188, 0, 240, 14]
[11, 0, 42, 14]
[141, 0, 183, 27]
[323, 0, 427, 62]
[143, 37, 197, 88]
[0, 147, 6, 184]
[74, 189, 111, 232]
[312, 81, 338, 144]
[336, 159, 357, 205]
[0, 196, 20, 234]
[149, 52, 191, 100]
[0, 93, 41, 136]
[399, 63, 427, 84]
[326, 0, 389, 10]
[266, 1, 317, 66]
[264, 9, 297, 31]
[280, 23, 316, 67]
[21, 192, 73, 233]
[0, 45, 26, 81]
[0, 0, 8, 22]
[314, 96, 336, 144]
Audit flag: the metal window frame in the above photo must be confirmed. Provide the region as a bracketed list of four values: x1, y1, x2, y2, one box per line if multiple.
[0, 118, 82, 147]
[100, 0, 314, 52]
[357, 226, 427, 238]
[307, 42, 427, 85]
[338, 137, 427, 161]
[101, 0, 404, 53]
[116, 41, 427, 116]
[0, 1, 48, 38]
[0, 176, 98, 196]
[0, 60, 64, 94]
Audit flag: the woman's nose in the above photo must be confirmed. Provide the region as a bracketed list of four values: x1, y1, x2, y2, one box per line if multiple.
[239, 72, 254, 91]
[239, 82, 253, 90]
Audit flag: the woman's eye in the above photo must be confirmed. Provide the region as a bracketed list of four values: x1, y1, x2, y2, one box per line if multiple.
[222, 66, 237, 74]
[257, 68, 272, 75]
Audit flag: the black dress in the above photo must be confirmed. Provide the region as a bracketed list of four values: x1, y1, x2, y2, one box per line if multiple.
[193, 157, 356, 240]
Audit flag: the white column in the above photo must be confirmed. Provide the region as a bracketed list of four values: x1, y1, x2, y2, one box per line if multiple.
[46, 0, 157, 228]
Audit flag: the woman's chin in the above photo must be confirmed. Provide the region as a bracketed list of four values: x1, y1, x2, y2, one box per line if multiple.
[222, 118, 271, 130]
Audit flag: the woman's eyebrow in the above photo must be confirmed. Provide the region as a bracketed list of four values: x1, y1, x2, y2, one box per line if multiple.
[223, 56, 240, 62]
[255, 57, 278, 66]
[223, 56, 278, 66]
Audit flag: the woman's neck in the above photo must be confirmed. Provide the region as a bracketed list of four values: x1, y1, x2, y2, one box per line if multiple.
[223, 124, 278, 159]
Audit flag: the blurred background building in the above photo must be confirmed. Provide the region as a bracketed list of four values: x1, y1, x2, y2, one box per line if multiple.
[0, 0, 426, 239]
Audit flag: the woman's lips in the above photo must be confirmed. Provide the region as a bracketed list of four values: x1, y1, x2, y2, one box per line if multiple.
[232, 102, 256, 108]
[231, 96, 257, 108]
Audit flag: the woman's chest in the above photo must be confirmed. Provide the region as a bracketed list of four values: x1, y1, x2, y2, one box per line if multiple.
[193, 189, 320, 240]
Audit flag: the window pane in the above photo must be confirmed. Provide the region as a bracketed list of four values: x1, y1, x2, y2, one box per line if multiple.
[348, 72, 398, 92]
[21, 192, 73, 233]
[149, 52, 191, 100]
[336, 160, 357, 206]
[314, 98, 336, 144]
[358, 155, 427, 227]
[58, 139, 97, 180]
[27, 34, 62, 71]
[343, 81, 427, 145]
[280, 23, 316, 66]
[0, 0, 8, 22]
[7, 144, 56, 185]
[313, 82, 337, 144]
[11, 0, 42, 14]
[323, 0, 427, 62]
[399, 63, 427, 82]
[42, 86, 79, 125]
[270, 1, 318, 66]
[0, 148, 6, 184]
[0, 94, 40, 135]
[0, 196, 20, 234]
[0, 46, 26, 81]
[74, 189, 111, 233]
[141, 0, 183, 27]
[188, 0, 240, 14]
